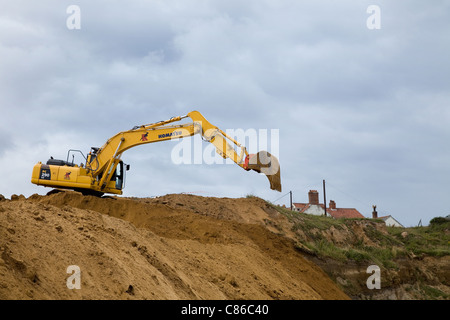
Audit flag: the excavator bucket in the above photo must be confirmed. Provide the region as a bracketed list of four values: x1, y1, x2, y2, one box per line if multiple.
[244, 151, 282, 192]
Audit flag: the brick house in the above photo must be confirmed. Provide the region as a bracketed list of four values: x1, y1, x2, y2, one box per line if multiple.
[293, 190, 365, 219]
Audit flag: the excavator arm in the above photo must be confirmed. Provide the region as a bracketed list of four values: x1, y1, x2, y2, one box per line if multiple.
[31, 111, 281, 195]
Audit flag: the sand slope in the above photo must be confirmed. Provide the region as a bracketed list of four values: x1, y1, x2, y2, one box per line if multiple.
[0, 192, 349, 300]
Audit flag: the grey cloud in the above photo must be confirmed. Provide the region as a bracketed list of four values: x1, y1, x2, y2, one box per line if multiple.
[0, 130, 14, 157]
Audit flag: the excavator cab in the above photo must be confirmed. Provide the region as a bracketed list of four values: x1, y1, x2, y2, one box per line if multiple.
[112, 161, 130, 190]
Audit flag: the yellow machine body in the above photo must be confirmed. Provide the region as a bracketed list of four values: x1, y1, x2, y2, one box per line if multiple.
[31, 161, 123, 195]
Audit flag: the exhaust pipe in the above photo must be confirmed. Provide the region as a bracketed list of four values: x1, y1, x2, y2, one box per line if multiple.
[244, 151, 282, 192]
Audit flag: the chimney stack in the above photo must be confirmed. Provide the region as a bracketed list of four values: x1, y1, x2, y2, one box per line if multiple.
[329, 200, 336, 210]
[372, 205, 378, 219]
[308, 190, 319, 205]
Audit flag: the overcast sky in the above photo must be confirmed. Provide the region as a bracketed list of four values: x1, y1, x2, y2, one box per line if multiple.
[1, 0, 449, 227]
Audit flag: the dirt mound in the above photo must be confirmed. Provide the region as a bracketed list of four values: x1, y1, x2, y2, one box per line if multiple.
[0, 191, 349, 300]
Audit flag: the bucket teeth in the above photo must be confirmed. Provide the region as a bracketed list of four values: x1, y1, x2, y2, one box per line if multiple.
[246, 151, 281, 192]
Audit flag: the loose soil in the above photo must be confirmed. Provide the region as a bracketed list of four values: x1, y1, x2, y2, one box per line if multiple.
[0, 191, 349, 300]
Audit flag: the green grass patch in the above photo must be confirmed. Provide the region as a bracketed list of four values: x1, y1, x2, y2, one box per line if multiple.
[420, 284, 449, 300]
[267, 203, 449, 268]
[388, 220, 450, 257]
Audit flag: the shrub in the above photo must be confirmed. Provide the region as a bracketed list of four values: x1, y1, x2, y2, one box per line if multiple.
[429, 216, 449, 225]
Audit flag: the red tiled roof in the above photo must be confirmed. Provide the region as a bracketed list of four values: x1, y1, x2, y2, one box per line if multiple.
[292, 202, 365, 219]
[327, 208, 365, 219]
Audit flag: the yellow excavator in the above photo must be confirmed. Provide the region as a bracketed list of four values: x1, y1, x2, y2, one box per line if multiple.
[31, 111, 281, 196]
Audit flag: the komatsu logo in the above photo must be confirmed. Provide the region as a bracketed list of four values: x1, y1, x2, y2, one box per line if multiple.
[158, 131, 182, 139]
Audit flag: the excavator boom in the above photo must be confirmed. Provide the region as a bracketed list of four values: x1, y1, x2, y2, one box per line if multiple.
[31, 111, 281, 195]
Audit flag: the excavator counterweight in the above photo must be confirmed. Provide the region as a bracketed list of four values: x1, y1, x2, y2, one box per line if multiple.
[31, 111, 282, 195]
